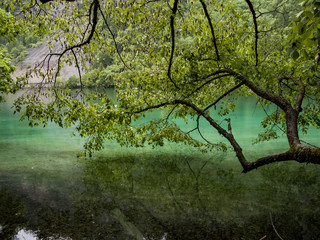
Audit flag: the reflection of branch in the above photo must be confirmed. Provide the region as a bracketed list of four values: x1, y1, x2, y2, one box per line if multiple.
[269, 213, 285, 240]
[185, 159, 208, 212]
[199, 0, 219, 60]
[165, 175, 182, 210]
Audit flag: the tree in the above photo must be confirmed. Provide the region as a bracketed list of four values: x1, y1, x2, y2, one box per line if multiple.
[10, 0, 320, 172]
[0, 8, 20, 103]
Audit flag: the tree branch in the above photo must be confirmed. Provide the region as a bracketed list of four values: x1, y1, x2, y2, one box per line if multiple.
[191, 73, 230, 96]
[135, 98, 250, 169]
[278, 76, 305, 112]
[132, 95, 320, 172]
[244, 0, 259, 65]
[71, 48, 83, 91]
[196, 116, 212, 144]
[242, 146, 320, 173]
[199, 0, 220, 61]
[41, 0, 99, 84]
[40, 0, 75, 3]
[223, 69, 291, 111]
[98, 5, 132, 70]
[294, 78, 305, 113]
[203, 81, 244, 112]
[167, 0, 180, 90]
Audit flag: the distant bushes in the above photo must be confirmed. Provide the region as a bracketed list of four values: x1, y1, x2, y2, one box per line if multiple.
[54, 50, 122, 89]
[82, 64, 121, 88]
[55, 77, 66, 88]
[55, 64, 121, 89]
[0, 34, 42, 63]
[55, 75, 80, 89]
[66, 75, 79, 88]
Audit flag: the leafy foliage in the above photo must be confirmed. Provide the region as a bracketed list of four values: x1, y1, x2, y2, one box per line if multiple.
[288, 0, 320, 61]
[0, 8, 21, 103]
[6, 0, 320, 171]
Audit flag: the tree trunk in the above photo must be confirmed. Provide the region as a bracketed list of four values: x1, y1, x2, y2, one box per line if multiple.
[285, 109, 301, 148]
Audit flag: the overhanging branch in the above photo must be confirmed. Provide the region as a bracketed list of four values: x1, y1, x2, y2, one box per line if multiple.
[43, 0, 99, 83]
[203, 81, 244, 112]
[191, 73, 230, 96]
[199, 0, 220, 61]
[98, 5, 132, 70]
[167, 0, 180, 90]
[244, 0, 259, 65]
[242, 146, 320, 173]
[130, 94, 320, 172]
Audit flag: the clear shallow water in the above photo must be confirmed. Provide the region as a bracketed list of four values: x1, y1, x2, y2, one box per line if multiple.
[0, 93, 319, 239]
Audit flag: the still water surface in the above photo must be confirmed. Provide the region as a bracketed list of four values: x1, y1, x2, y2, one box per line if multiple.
[0, 93, 319, 239]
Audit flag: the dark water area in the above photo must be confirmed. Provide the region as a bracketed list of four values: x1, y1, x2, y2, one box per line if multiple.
[0, 93, 320, 239]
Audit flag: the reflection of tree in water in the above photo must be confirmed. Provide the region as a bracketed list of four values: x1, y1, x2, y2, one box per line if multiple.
[0, 188, 26, 239]
[77, 152, 320, 239]
[1, 153, 320, 239]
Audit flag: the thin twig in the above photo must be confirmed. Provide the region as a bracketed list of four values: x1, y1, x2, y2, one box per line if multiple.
[203, 81, 244, 112]
[71, 48, 83, 92]
[98, 5, 132, 70]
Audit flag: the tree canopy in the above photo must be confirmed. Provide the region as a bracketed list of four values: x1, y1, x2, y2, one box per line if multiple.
[0, 8, 21, 103]
[3, 0, 320, 172]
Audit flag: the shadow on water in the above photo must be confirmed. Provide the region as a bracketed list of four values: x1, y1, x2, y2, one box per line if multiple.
[1, 147, 320, 239]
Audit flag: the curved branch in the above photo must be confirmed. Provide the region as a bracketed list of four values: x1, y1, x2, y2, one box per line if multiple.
[167, 0, 180, 90]
[244, 0, 259, 65]
[278, 76, 305, 113]
[223, 69, 291, 111]
[294, 78, 305, 113]
[201, 68, 291, 112]
[135, 98, 250, 169]
[63, 0, 99, 50]
[199, 0, 219, 60]
[132, 97, 320, 172]
[196, 116, 212, 144]
[269, 213, 285, 240]
[203, 81, 244, 112]
[192, 73, 230, 95]
[71, 49, 83, 91]
[42, 0, 99, 83]
[98, 5, 132, 70]
[243, 146, 320, 173]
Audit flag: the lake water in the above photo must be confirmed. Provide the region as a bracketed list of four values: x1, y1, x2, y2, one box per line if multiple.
[0, 93, 319, 239]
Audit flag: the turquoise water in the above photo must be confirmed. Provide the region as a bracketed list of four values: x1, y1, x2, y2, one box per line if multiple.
[0, 93, 319, 239]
